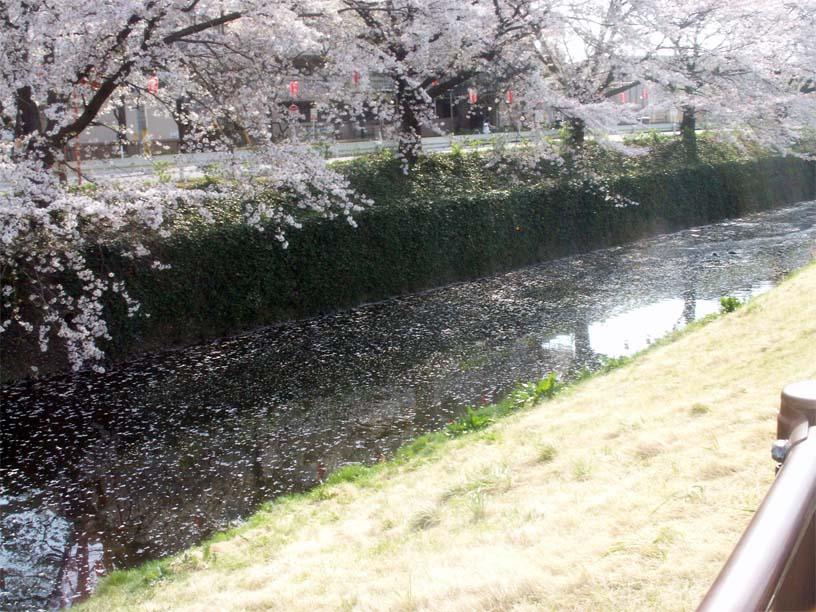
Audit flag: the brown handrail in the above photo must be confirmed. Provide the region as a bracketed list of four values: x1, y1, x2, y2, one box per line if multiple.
[698, 381, 816, 611]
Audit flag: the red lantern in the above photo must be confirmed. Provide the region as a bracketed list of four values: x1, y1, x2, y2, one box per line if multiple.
[642, 88, 649, 100]
[288, 104, 299, 113]
[85, 69, 102, 90]
[289, 80, 300, 97]
[468, 88, 477, 104]
[353, 71, 360, 86]
[147, 75, 159, 95]
[506, 90, 513, 104]
[432, 79, 439, 87]
[80, 67, 102, 90]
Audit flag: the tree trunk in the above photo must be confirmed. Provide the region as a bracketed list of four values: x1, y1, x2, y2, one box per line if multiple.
[113, 95, 129, 157]
[174, 96, 193, 153]
[680, 105, 697, 163]
[562, 117, 586, 172]
[396, 78, 422, 168]
[14, 86, 42, 138]
[15, 86, 68, 180]
[566, 117, 585, 150]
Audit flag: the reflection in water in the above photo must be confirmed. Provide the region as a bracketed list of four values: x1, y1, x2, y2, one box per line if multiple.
[2, 200, 816, 610]
[589, 298, 713, 356]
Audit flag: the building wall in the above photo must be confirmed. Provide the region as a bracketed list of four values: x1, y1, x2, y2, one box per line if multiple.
[69, 81, 673, 160]
[76, 104, 179, 159]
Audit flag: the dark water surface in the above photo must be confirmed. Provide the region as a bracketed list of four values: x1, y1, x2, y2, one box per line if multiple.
[2, 200, 816, 610]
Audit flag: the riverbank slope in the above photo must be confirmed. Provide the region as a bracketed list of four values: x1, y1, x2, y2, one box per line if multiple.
[82, 260, 816, 611]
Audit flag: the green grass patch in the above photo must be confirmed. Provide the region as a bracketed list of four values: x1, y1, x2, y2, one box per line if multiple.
[720, 296, 743, 313]
[324, 462, 383, 487]
[572, 460, 593, 481]
[409, 507, 441, 532]
[690, 403, 712, 416]
[537, 443, 558, 464]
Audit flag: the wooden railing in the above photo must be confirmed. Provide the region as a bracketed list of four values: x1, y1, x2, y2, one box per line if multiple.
[698, 380, 816, 611]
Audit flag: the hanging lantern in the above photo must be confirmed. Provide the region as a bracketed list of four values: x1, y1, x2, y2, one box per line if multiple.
[642, 88, 649, 100]
[468, 88, 477, 104]
[353, 71, 360, 86]
[289, 80, 300, 97]
[506, 90, 514, 104]
[432, 79, 439, 87]
[147, 75, 159, 95]
[87, 67, 101, 90]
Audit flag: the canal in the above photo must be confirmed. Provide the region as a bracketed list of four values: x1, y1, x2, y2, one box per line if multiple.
[2, 200, 816, 610]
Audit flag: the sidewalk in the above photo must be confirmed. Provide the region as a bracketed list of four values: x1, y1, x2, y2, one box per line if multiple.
[63, 123, 677, 185]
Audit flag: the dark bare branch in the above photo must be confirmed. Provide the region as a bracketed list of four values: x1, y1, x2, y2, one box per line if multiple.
[163, 11, 242, 44]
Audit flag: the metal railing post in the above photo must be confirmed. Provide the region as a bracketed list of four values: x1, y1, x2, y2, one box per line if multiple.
[698, 381, 816, 612]
[773, 381, 816, 611]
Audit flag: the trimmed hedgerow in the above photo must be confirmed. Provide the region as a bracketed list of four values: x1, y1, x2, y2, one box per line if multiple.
[3, 154, 814, 379]
[104, 156, 813, 354]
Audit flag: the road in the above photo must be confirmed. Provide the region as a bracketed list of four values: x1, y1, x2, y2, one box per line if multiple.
[4, 123, 677, 188]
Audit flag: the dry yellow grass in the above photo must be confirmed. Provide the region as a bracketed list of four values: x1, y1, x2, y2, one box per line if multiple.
[82, 262, 816, 612]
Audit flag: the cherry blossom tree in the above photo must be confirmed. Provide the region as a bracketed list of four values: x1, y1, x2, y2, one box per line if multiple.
[321, 0, 538, 167]
[0, 0, 369, 373]
[516, 0, 815, 162]
[2, 0, 813, 375]
[735, 0, 816, 156]
[519, 0, 646, 153]
[630, 0, 779, 161]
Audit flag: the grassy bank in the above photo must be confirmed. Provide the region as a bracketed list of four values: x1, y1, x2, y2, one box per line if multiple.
[82, 260, 816, 611]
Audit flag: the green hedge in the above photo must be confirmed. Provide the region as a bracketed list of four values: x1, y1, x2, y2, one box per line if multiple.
[3, 156, 813, 378]
[97, 156, 813, 361]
